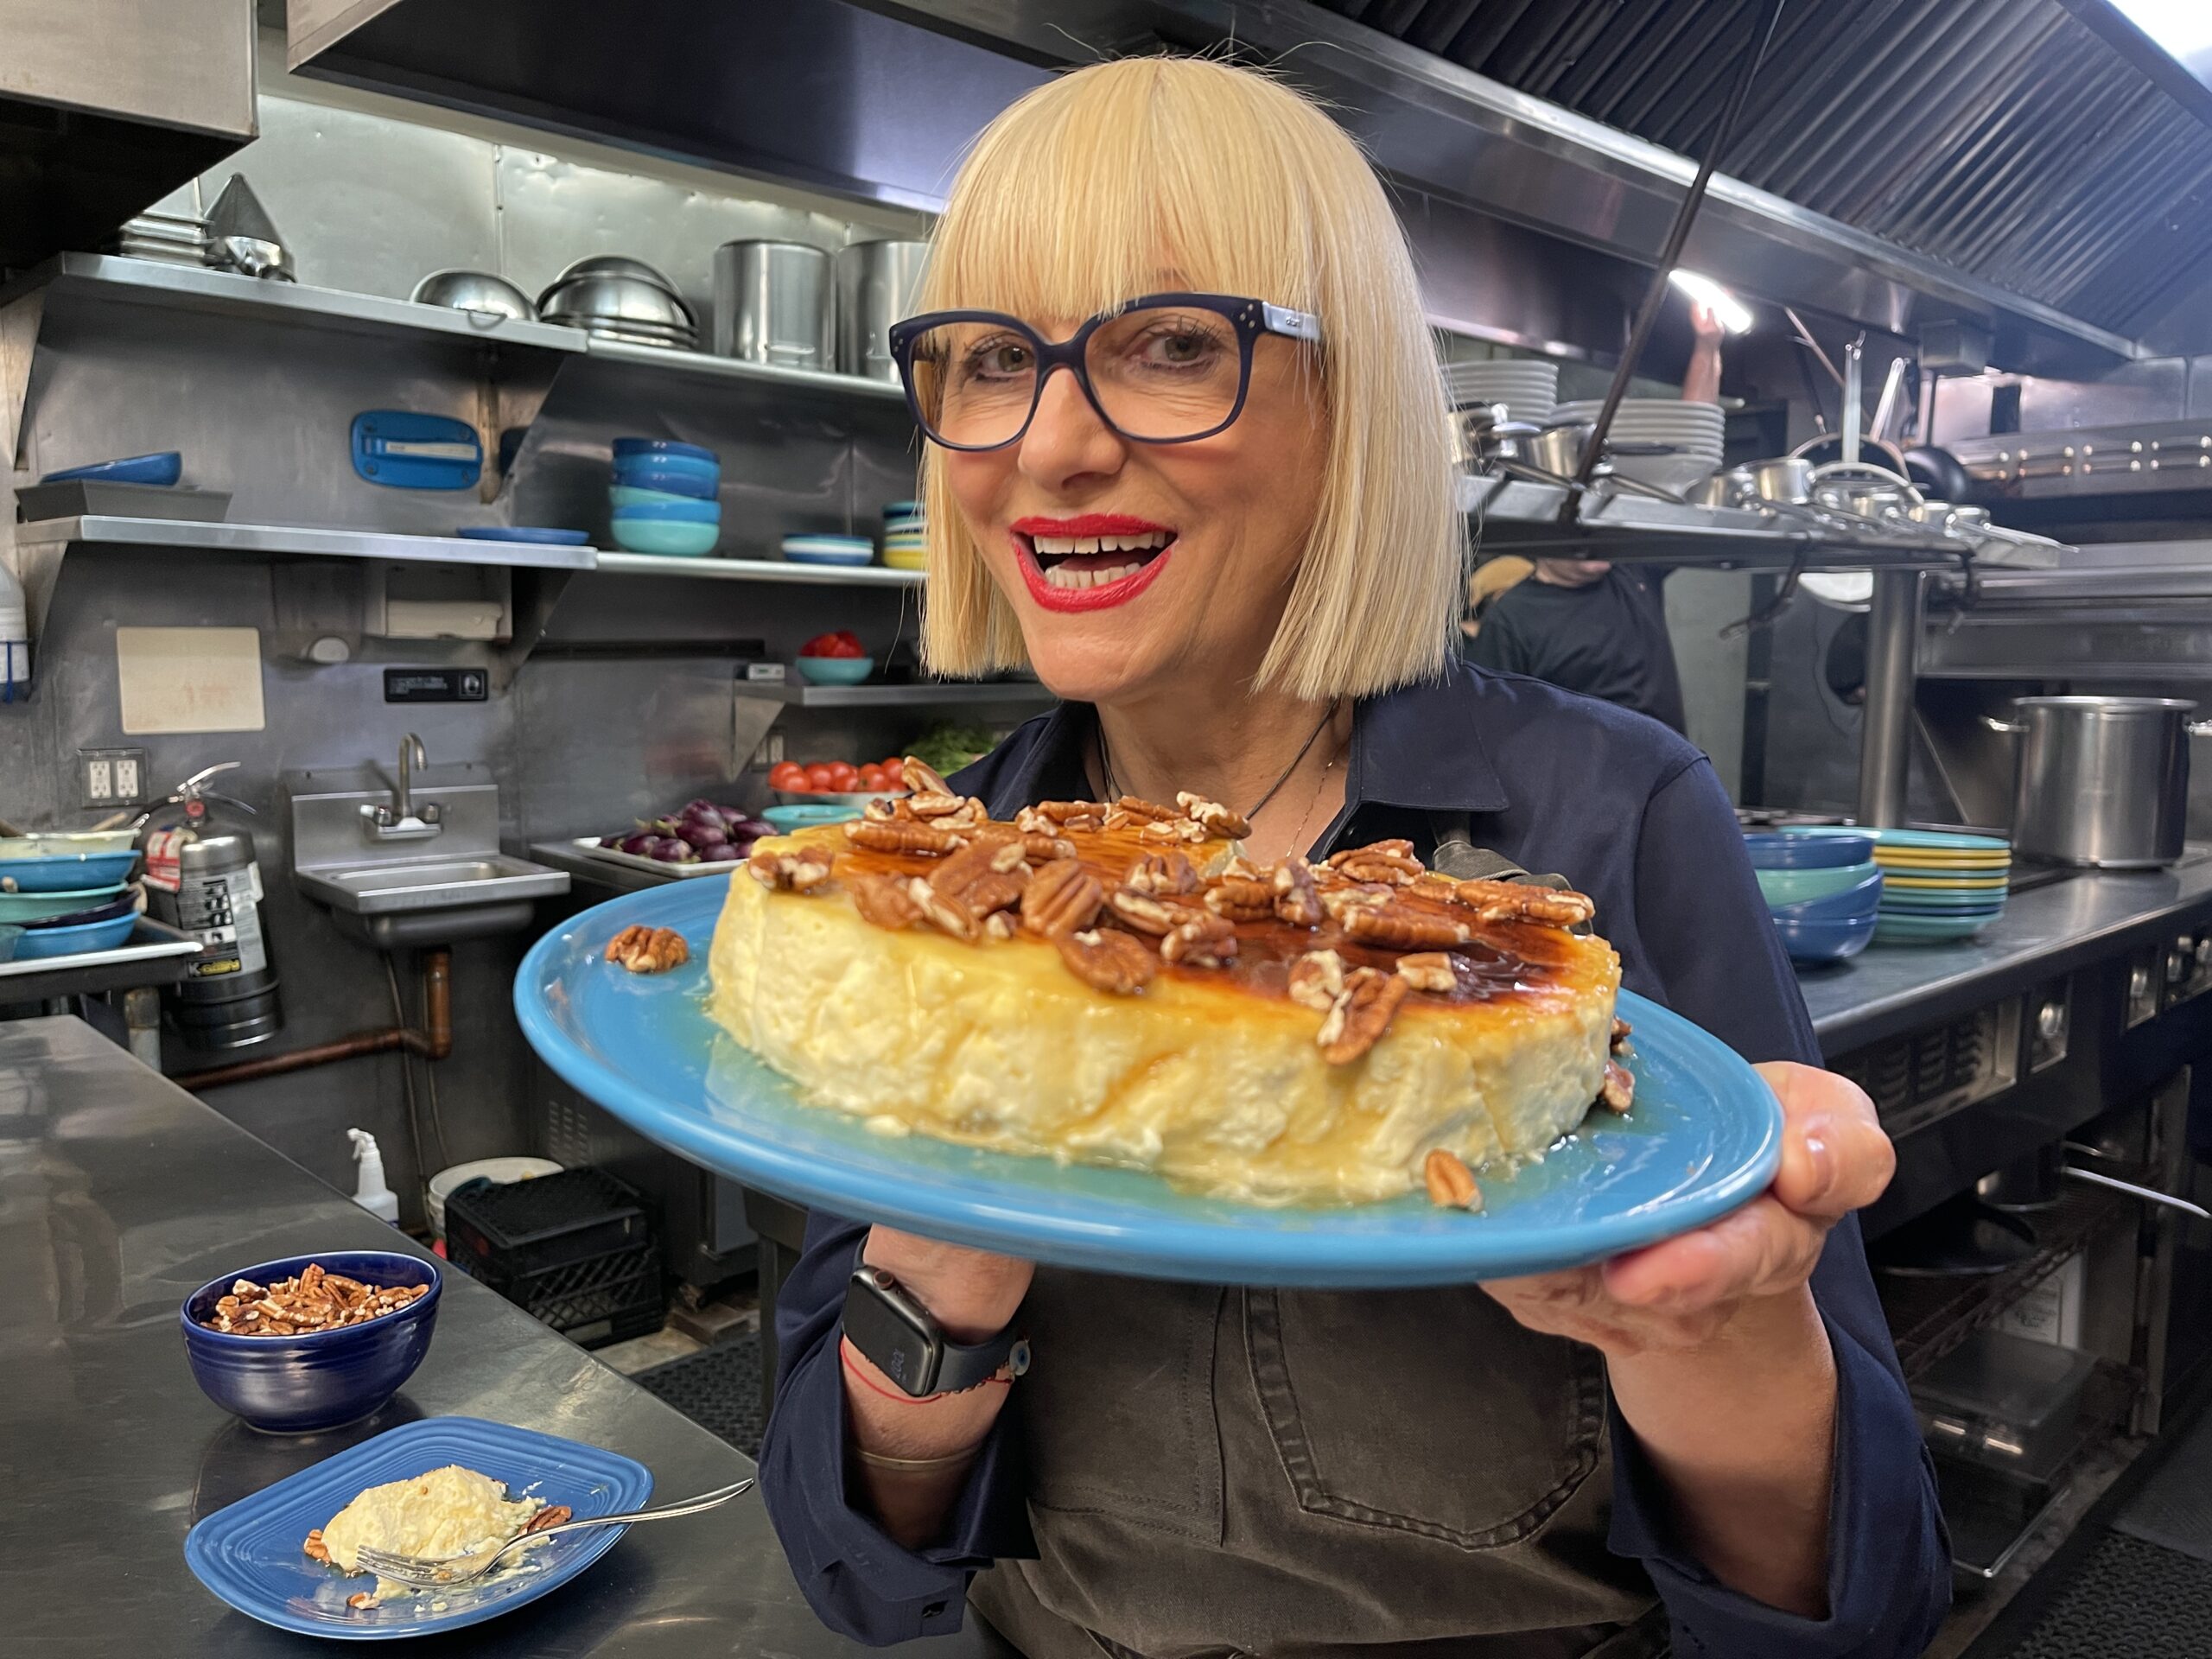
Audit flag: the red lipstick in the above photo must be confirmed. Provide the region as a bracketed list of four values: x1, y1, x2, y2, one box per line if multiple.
[1007, 513, 1178, 613]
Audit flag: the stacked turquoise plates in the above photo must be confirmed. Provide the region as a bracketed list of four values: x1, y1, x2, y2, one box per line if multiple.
[1785, 827, 2010, 944]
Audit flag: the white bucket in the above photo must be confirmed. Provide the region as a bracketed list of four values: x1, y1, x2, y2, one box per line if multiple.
[427, 1156, 563, 1241]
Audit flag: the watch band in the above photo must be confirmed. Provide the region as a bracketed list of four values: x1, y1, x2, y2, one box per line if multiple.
[843, 1263, 1027, 1397]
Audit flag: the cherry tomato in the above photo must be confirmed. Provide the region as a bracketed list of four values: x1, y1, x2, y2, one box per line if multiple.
[769, 761, 806, 791]
[826, 761, 861, 791]
[880, 758, 906, 785]
[858, 764, 887, 791]
[800, 631, 866, 659]
[804, 763, 837, 791]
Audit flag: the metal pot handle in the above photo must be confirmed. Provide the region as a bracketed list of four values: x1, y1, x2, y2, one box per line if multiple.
[1983, 715, 2024, 736]
[2190, 721, 2212, 738]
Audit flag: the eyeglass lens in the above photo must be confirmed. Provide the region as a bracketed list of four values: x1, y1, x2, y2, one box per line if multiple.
[906, 305, 1245, 447]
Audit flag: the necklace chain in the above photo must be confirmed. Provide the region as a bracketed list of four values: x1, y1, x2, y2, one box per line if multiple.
[1097, 701, 1340, 821]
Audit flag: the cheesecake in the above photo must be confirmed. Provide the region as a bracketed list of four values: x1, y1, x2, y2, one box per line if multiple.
[707, 769, 1624, 1207]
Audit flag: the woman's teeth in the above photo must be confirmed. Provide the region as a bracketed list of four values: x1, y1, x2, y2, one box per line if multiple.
[1028, 529, 1172, 589]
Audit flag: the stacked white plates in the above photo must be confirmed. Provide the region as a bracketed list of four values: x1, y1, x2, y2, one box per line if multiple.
[106, 210, 217, 267]
[1554, 398, 1725, 493]
[1443, 359, 1559, 426]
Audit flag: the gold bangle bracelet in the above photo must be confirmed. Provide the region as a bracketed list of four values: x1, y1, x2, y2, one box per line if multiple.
[853, 1443, 984, 1474]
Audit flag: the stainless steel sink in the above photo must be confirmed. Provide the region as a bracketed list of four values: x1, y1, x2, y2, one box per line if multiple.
[287, 756, 569, 949]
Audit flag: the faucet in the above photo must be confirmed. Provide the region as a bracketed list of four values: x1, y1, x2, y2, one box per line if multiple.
[360, 734, 443, 839]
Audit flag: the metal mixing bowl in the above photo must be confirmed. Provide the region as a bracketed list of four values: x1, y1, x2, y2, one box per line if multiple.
[539, 272, 696, 334]
[411, 270, 538, 321]
[540, 256, 683, 307]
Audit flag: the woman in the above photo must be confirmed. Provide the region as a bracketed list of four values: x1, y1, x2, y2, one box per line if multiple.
[760, 57, 1947, 1659]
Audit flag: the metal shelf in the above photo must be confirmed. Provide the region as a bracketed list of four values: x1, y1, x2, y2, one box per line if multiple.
[15, 514, 597, 570]
[583, 334, 906, 404]
[592, 552, 922, 587]
[0, 918, 203, 1001]
[734, 679, 1052, 708]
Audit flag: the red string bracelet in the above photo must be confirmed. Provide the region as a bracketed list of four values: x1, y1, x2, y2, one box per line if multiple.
[841, 1335, 1014, 1405]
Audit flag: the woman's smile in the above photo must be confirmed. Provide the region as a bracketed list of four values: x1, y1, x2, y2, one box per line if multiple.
[1009, 512, 1177, 612]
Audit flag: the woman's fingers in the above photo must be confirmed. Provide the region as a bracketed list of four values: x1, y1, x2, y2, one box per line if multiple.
[1758, 1061, 1895, 1222]
[1599, 1196, 1823, 1310]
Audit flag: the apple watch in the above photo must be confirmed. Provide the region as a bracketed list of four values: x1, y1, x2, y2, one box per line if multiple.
[843, 1263, 1029, 1397]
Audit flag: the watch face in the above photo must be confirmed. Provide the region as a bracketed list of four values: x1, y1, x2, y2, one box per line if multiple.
[845, 1270, 941, 1395]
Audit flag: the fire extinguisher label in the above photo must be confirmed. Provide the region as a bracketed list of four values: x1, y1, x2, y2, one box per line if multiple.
[179, 866, 268, 977]
[143, 828, 185, 893]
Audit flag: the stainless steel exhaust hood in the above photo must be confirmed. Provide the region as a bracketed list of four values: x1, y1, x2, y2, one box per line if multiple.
[288, 0, 2212, 374]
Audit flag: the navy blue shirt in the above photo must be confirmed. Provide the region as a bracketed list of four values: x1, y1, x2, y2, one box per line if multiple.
[757, 663, 1949, 1656]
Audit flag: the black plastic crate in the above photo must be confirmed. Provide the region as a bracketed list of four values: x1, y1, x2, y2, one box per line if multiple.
[449, 1235, 664, 1350]
[444, 1166, 650, 1278]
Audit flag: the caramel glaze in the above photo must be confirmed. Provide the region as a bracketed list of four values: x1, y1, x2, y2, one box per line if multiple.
[804, 823, 1591, 1012]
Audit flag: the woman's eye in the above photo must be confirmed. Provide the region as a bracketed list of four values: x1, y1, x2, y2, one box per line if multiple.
[1133, 323, 1226, 370]
[962, 338, 1033, 380]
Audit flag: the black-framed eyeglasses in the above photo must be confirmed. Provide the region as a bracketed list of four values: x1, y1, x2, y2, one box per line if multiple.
[888, 291, 1322, 452]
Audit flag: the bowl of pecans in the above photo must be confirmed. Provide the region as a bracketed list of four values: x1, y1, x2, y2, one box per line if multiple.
[180, 1253, 442, 1433]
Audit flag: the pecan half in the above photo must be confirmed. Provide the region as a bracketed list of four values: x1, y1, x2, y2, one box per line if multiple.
[749, 842, 837, 890]
[1599, 1061, 1635, 1115]
[303, 1529, 331, 1564]
[1287, 948, 1346, 1013]
[1018, 800, 1108, 835]
[605, 925, 690, 974]
[1021, 858, 1103, 938]
[1273, 857, 1325, 927]
[1611, 1016, 1633, 1053]
[1327, 842, 1425, 886]
[1138, 817, 1209, 843]
[862, 796, 906, 823]
[1106, 886, 1198, 936]
[1423, 1148, 1483, 1211]
[1124, 849, 1199, 897]
[1056, 927, 1158, 995]
[525, 1504, 573, 1534]
[906, 791, 969, 818]
[1175, 791, 1252, 839]
[1448, 878, 1597, 929]
[1112, 794, 1179, 823]
[1318, 883, 1393, 922]
[1396, 951, 1457, 993]
[848, 872, 922, 931]
[906, 877, 978, 941]
[1316, 967, 1408, 1065]
[901, 757, 953, 797]
[1162, 911, 1238, 968]
[1344, 906, 1471, 950]
[960, 868, 1030, 918]
[1202, 871, 1275, 923]
[925, 833, 1025, 897]
[845, 818, 966, 856]
[985, 910, 1019, 939]
[1021, 833, 1078, 865]
[347, 1592, 381, 1611]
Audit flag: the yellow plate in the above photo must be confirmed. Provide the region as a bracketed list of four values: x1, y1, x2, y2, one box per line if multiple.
[1872, 852, 2012, 869]
[1881, 873, 2011, 889]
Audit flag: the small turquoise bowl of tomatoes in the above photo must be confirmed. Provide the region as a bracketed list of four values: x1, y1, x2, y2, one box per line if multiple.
[797, 630, 873, 685]
[768, 753, 911, 808]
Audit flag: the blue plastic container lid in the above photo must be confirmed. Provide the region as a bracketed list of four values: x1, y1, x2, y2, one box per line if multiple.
[39, 450, 182, 486]
[455, 526, 591, 544]
[1745, 830, 1876, 869]
[613, 437, 718, 463]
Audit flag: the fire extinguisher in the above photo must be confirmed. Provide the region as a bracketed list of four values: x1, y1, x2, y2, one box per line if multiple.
[139, 763, 283, 1052]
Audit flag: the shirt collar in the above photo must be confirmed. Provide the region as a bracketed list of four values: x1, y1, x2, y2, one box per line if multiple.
[981, 660, 1510, 819]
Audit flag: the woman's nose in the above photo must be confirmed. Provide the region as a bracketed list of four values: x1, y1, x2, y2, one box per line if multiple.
[1017, 366, 1125, 490]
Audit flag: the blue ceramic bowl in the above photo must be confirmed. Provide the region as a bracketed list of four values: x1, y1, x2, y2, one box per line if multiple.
[10, 910, 137, 957]
[609, 518, 721, 556]
[1771, 910, 1878, 965]
[610, 483, 711, 511]
[0, 849, 141, 891]
[20, 891, 137, 931]
[1766, 868, 1884, 924]
[1745, 830, 1876, 870]
[180, 1251, 442, 1433]
[1754, 861, 1878, 907]
[613, 437, 718, 465]
[882, 499, 921, 518]
[0, 882, 128, 924]
[797, 655, 874, 685]
[41, 450, 182, 486]
[612, 455, 719, 498]
[763, 803, 863, 832]
[611, 497, 721, 524]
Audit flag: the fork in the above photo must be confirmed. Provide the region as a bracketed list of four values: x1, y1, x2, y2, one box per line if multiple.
[353, 1478, 754, 1590]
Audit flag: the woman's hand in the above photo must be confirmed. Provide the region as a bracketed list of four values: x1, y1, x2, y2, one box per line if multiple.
[1481, 1061, 1893, 1616]
[1480, 1061, 1891, 1355]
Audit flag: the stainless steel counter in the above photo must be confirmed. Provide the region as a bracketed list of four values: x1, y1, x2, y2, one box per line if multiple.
[0, 1016, 995, 1659]
[1798, 856, 2212, 1054]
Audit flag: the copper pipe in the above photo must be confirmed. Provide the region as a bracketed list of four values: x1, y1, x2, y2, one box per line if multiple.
[175, 949, 452, 1090]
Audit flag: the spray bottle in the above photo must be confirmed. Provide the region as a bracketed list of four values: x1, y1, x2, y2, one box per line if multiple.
[347, 1128, 401, 1224]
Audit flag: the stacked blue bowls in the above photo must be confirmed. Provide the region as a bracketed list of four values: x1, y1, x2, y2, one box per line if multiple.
[1745, 831, 1881, 964]
[610, 438, 720, 556]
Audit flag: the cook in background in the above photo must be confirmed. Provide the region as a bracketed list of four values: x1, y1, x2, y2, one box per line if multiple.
[1460, 300, 1728, 735]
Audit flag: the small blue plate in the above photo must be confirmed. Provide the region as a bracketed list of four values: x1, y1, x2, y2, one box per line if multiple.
[455, 526, 591, 546]
[0, 849, 141, 892]
[184, 1416, 652, 1640]
[10, 910, 139, 957]
[514, 882, 1785, 1287]
[1745, 830, 1873, 869]
[41, 450, 182, 486]
[613, 437, 717, 464]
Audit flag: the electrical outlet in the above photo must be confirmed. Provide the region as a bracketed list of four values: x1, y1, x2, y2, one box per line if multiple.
[755, 733, 787, 768]
[79, 747, 148, 808]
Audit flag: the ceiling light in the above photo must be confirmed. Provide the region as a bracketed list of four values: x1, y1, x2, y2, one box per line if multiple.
[1669, 270, 1753, 334]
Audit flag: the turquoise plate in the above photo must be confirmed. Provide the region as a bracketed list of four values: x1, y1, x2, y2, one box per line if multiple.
[1874, 913, 1997, 941]
[514, 882, 1785, 1287]
[1789, 825, 2011, 855]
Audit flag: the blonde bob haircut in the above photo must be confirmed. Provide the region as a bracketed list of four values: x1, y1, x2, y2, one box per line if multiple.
[916, 55, 1463, 702]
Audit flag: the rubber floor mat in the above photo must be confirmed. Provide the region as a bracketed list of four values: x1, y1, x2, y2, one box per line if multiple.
[2001, 1532, 2212, 1658]
[2114, 1402, 2212, 1564]
[632, 1332, 765, 1460]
